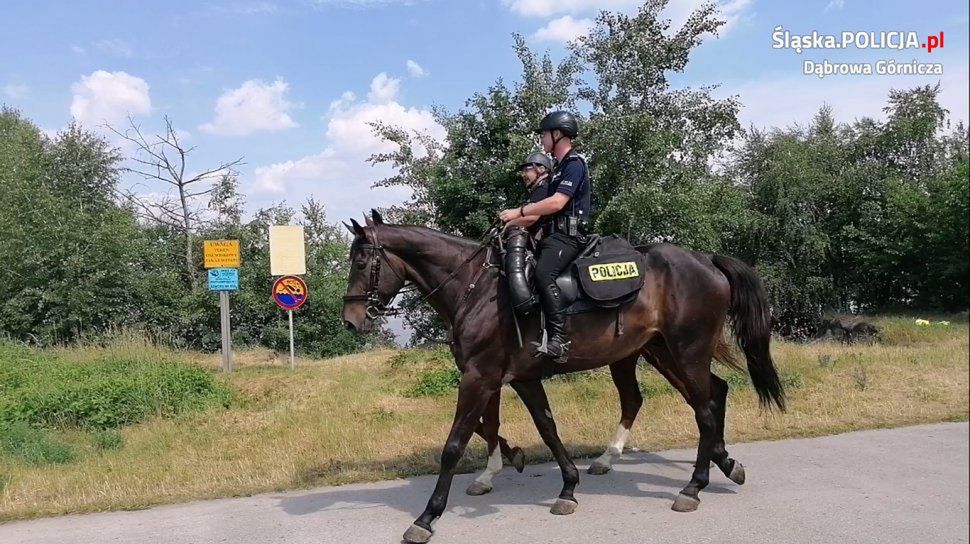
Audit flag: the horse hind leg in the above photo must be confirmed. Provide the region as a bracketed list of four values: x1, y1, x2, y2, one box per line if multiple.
[710, 373, 745, 485]
[642, 335, 719, 513]
[588, 355, 642, 475]
[467, 392, 524, 496]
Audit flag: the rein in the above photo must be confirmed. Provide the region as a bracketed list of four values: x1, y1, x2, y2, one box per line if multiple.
[342, 223, 502, 320]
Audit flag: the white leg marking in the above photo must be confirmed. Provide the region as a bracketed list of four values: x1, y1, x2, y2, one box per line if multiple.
[592, 425, 630, 469]
[474, 445, 504, 486]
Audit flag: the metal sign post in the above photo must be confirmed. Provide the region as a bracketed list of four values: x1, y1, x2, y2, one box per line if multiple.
[288, 310, 295, 371]
[272, 275, 308, 370]
[220, 291, 232, 372]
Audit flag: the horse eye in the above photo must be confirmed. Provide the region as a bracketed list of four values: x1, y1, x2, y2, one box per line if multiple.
[356, 261, 366, 269]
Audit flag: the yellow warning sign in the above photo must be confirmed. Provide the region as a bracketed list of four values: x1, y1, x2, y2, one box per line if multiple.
[204, 240, 240, 269]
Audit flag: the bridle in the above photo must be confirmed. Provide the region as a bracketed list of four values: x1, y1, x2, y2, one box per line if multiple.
[342, 224, 501, 320]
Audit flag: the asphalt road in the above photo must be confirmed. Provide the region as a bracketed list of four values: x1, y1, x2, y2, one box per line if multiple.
[1, 422, 966, 544]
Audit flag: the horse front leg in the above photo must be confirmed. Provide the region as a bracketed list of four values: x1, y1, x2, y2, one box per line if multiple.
[404, 371, 497, 543]
[509, 379, 580, 515]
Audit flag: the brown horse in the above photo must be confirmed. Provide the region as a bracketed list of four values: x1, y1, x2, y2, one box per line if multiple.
[342, 210, 785, 544]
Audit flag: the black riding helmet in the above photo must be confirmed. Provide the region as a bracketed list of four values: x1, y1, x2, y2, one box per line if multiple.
[536, 110, 578, 138]
[518, 151, 553, 172]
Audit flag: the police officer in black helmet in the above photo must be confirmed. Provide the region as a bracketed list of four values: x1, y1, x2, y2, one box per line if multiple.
[505, 151, 554, 233]
[500, 111, 591, 361]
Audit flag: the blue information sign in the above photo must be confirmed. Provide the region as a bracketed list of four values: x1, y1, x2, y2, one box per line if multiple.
[208, 268, 239, 291]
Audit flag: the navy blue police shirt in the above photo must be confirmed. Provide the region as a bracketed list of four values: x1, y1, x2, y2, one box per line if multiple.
[527, 175, 551, 204]
[526, 175, 551, 236]
[549, 151, 591, 219]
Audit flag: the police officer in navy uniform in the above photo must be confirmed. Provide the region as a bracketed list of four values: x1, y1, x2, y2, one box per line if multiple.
[500, 111, 591, 361]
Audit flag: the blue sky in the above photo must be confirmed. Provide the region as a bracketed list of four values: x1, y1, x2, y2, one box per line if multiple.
[2, 0, 968, 224]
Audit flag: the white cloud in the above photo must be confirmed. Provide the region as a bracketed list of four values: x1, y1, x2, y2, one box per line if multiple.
[70, 70, 151, 127]
[95, 39, 134, 58]
[212, 1, 278, 15]
[326, 82, 443, 156]
[71, 45, 85, 55]
[504, 0, 638, 17]
[199, 79, 298, 136]
[717, 0, 752, 34]
[719, 63, 969, 130]
[253, 148, 350, 193]
[251, 72, 445, 222]
[531, 15, 593, 43]
[509, 0, 752, 37]
[406, 59, 428, 78]
[367, 72, 401, 104]
[824, 0, 845, 12]
[308, 0, 427, 8]
[3, 83, 29, 99]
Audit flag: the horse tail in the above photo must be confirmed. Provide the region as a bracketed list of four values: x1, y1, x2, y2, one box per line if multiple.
[711, 254, 786, 412]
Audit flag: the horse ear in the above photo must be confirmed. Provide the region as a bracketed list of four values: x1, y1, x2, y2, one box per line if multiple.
[349, 218, 366, 237]
[342, 221, 355, 235]
[371, 209, 384, 225]
[363, 212, 374, 227]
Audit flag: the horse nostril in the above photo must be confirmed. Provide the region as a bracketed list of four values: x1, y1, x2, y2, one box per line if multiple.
[344, 320, 357, 332]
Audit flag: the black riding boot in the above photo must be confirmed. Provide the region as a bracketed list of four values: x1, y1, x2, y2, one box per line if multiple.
[535, 281, 570, 362]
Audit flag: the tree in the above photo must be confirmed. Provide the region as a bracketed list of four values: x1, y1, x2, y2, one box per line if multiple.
[0, 110, 145, 342]
[108, 116, 243, 288]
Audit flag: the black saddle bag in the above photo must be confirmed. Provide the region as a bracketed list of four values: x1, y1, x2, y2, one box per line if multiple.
[572, 235, 645, 302]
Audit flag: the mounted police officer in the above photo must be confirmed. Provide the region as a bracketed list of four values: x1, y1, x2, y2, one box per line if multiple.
[504, 151, 553, 233]
[499, 111, 591, 362]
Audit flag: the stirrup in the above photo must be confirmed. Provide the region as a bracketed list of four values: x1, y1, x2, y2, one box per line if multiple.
[531, 329, 548, 356]
[533, 337, 570, 363]
[548, 340, 571, 363]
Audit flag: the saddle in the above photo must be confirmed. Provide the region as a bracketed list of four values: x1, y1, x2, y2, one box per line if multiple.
[504, 230, 645, 316]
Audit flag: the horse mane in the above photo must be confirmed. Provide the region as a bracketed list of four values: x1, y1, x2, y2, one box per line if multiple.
[354, 223, 481, 252]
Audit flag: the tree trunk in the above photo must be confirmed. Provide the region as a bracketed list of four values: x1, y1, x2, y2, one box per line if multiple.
[180, 184, 196, 288]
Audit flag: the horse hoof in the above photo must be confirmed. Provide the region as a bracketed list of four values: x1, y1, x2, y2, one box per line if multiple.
[403, 523, 434, 543]
[587, 461, 612, 475]
[511, 447, 526, 473]
[465, 481, 493, 496]
[728, 460, 746, 485]
[671, 493, 700, 513]
[550, 498, 578, 515]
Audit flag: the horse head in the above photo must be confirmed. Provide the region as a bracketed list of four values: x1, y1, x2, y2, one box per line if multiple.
[341, 210, 408, 333]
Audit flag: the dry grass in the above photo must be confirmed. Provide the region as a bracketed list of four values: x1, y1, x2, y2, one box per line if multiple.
[1, 315, 966, 521]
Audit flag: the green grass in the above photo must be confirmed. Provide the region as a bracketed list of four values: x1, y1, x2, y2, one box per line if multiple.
[0, 341, 232, 430]
[0, 422, 75, 466]
[92, 430, 124, 452]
